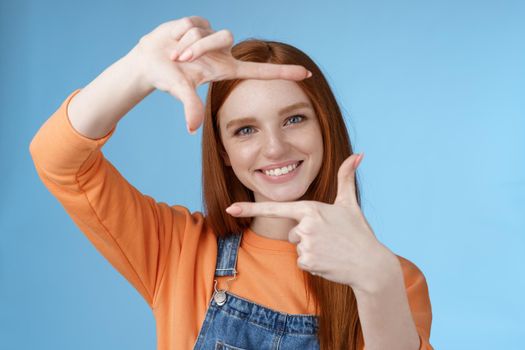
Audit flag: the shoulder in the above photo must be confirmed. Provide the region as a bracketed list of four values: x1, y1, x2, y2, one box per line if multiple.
[166, 204, 218, 259]
[395, 255, 423, 273]
[395, 254, 429, 290]
[165, 204, 216, 245]
[171, 204, 205, 217]
[169, 204, 206, 227]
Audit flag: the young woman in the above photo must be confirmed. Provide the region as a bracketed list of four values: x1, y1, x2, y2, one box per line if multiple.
[30, 16, 433, 350]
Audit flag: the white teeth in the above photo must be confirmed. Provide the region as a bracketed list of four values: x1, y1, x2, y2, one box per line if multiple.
[263, 162, 299, 177]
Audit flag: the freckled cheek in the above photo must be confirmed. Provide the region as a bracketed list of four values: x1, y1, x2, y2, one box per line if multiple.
[298, 129, 324, 169]
[295, 136, 322, 157]
[228, 144, 259, 172]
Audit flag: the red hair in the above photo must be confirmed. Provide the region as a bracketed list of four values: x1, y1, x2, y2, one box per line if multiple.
[201, 39, 364, 349]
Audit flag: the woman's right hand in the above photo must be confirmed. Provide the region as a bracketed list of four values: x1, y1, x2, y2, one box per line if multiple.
[128, 16, 312, 134]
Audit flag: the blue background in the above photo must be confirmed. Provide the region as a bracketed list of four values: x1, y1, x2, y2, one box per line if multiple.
[1, 0, 524, 349]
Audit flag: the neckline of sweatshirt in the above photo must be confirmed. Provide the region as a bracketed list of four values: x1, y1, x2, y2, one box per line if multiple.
[242, 227, 298, 254]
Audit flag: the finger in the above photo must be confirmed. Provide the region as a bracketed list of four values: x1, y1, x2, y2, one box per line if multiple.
[288, 227, 302, 245]
[297, 254, 315, 272]
[171, 27, 214, 61]
[175, 29, 234, 62]
[157, 16, 212, 42]
[334, 153, 363, 207]
[234, 61, 312, 81]
[296, 241, 306, 256]
[169, 80, 204, 134]
[225, 201, 311, 221]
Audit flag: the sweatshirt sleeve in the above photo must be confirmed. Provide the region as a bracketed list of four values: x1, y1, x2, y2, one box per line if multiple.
[29, 89, 192, 309]
[398, 256, 434, 350]
[358, 256, 434, 350]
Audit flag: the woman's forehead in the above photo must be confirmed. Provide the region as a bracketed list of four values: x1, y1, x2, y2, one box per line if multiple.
[218, 79, 311, 122]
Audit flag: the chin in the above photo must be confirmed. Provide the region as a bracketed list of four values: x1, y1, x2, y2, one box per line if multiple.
[258, 187, 307, 202]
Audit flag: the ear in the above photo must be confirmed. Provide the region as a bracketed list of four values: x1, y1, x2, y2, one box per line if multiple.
[220, 149, 231, 166]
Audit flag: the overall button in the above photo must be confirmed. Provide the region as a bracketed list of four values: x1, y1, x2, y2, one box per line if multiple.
[214, 290, 227, 306]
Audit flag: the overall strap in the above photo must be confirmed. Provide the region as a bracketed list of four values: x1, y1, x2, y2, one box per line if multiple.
[215, 231, 243, 277]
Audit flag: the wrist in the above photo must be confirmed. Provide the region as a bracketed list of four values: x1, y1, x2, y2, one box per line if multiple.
[124, 46, 156, 97]
[354, 245, 401, 297]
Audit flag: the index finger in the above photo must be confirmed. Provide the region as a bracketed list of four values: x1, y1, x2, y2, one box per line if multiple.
[234, 61, 312, 81]
[226, 201, 310, 221]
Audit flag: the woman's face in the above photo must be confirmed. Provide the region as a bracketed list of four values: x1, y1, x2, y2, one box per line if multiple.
[218, 79, 324, 202]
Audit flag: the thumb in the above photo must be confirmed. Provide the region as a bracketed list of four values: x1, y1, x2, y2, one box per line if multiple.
[334, 153, 364, 207]
[170, 80, 204, 134]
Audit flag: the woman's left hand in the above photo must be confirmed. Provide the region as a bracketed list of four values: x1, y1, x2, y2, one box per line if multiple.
[225, 153, 397, 295]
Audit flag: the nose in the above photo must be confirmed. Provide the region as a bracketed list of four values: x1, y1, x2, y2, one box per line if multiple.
[262, 131, 289, 159]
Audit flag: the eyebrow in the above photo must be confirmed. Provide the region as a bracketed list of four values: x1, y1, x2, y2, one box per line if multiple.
[225, 101, 312, 130]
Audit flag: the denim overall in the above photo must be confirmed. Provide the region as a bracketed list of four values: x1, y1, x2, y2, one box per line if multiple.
[192, 231, 320, 350]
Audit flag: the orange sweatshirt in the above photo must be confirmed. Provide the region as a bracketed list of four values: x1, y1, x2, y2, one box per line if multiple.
[29, 89, 433, 349]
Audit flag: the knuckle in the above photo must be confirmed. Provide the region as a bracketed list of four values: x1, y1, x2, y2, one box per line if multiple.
[298, 255, 314, 270]
[219, 29, 234, 45]
[190, 15, 204, 22]
[294, 225, 308, 236]
[299, 240, 311, 253]
[179, 17, 195, 30]
[137, 34, 155, 51]
[152, 22, 166, 34]
[200, 17, 211, 28]
[297, 255, 304, 266]
[138, 33, 151, 45]
[188, 27, 203, 39]
[300, 220, 315, 234]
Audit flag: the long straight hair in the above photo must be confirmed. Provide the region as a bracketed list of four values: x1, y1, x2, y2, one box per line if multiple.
[201, 39, 364, 349]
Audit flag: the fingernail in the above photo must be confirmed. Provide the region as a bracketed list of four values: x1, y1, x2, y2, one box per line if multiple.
[187, 123, 197, 135]
[226, 205, 242, 215]
[354, 153, 364, 169]
[178, 49, 192, 61]
[306, 70, 312, 78]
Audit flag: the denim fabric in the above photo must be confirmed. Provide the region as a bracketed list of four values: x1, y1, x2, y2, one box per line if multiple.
[193, 231, 320, 350]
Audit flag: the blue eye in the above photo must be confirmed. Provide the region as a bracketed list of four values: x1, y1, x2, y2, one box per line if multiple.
[285, 114, 306, 125]
[233, 115, 306, 137]
[234, 126, 255, 136]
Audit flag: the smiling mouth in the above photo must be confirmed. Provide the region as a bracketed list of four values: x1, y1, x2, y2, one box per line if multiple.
[256, 160, 304, 177]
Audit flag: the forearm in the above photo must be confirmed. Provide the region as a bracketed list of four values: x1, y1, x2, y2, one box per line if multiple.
[353, 253, 420, 350]
[67, 48, 155, 139]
